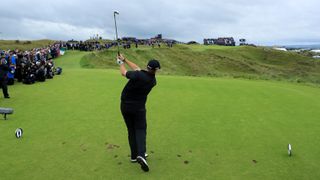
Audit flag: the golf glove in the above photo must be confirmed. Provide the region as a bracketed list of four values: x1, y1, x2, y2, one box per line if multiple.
[117, 58, 124, 65]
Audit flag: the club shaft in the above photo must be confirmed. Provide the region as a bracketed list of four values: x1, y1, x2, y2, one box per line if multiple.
[113, 13, 120, 55]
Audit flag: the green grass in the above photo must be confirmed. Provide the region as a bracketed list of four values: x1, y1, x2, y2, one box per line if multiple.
[81, 44, 320, 85]
[0, 51, 320, 179]
[0, 39, 55, 51]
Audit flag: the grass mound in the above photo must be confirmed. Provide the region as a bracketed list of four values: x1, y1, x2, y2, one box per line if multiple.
[0, 39, 56, 50]
[81, 45, 320, 85]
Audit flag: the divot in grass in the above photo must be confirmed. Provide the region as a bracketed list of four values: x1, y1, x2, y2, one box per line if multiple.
[106, 144, 120, 150]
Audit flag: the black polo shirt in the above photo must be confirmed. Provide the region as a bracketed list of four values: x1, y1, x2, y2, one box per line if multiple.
[121, 70, 157, 109]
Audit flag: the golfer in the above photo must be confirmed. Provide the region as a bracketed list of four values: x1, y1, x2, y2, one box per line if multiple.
[117, 54, 160, 172]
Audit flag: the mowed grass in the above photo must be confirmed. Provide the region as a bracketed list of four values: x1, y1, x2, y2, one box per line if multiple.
[0, 51, 320, 179]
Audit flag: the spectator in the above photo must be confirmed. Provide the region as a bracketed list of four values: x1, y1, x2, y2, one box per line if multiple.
[0, 56, 10, 98]
[7, 51, 16, 85]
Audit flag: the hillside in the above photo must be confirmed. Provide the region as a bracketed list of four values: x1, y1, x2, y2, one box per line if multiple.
[0, 39, 56, 50]
[81, 44, 320, 85]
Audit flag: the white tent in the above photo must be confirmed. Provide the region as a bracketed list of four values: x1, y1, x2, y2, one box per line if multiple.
[311, 49, 320, 53]
[273, 47, 287, 51]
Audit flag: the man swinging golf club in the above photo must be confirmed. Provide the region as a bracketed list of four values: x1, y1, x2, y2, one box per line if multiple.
[117, 54, 160, 172]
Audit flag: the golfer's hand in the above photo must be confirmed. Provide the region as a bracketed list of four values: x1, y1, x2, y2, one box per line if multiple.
[117, 54, 125, 61]
[116, 54, 125, 65]
[116, 58, 124, 65]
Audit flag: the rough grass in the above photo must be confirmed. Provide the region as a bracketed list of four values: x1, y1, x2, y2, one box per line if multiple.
[81, 44, 320, 85]
[0, 39, 56, 51]
[0, 51, 320, 179]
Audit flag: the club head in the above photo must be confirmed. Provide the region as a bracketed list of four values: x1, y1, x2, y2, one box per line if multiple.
[114, 11, 119, 15]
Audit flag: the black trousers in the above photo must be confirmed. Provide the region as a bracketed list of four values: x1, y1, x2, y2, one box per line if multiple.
[15, 67, 22, 82]
[121, 103, 147, 159]
[0, 79, 9, 97]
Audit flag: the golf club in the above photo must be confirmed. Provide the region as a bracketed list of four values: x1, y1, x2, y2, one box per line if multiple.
[113, 11, 120, 55]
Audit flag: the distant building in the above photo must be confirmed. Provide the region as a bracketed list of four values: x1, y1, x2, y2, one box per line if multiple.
[155, 34, 162, 39]
[204, 38, 217, 45]
[204, 37, 235, 46]
[216, 37, 235, 46]
[150, 34, 163, 42]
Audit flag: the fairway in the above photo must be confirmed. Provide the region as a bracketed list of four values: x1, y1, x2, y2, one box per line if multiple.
[1, 51, 320, 179]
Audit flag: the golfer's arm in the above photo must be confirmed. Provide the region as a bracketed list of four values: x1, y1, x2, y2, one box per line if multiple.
[125, 59, 140, 71]
[120, 64, 127, 77]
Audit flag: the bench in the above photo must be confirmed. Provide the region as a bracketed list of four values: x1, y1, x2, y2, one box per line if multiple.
[0, 108, 14, 120]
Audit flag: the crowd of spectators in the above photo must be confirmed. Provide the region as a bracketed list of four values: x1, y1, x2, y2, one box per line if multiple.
[65, 39, 175, 52]
[0, 38, 174, 98]
[0, 44, 62, 87]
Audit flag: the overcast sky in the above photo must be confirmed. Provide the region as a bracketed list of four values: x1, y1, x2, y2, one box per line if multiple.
[0, 0, 319, 45]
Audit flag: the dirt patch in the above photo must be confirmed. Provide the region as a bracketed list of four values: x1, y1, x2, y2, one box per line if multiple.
[106, 144, 120, 150]
[80, 144, 87, 152]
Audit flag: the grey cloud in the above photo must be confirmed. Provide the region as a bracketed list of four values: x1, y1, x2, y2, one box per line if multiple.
[0, 0, 319, 45]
